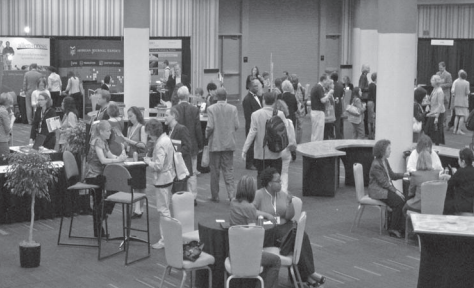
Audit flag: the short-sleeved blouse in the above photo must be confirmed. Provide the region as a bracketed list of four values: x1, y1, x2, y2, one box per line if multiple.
[230, 200, 258, 226]
[253, 188, 290, 218]
[85, 137, 109, 178]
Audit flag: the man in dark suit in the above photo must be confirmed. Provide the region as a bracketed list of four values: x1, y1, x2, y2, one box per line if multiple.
[22, 63, 42, 124]
[242, 79, 262, 170]
[166, 64, 190, 101]
[330, 72, 345, 139]
[101, 75, 111, 91]
[165, 107, 195, 204]
[175, 86, 203, 202]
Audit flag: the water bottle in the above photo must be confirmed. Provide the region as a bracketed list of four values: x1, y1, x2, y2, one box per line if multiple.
[257, 215, 264, 226]
[133, 151, 138, 162]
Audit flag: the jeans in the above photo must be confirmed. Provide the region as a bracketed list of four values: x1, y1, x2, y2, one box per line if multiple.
[187, 155, 197, 199]
[259, 252, 281, 288]
[209, 151, 235, 199]
[310, 110, 325, 141]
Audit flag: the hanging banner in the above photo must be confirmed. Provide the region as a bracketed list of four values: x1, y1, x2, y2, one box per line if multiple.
[0, 37, 50, 71]
[149, 39, 182, 85]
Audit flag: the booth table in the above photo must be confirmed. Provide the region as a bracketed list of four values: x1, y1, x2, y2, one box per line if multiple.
[297, 140, 460, 197]
[195, 216, 276, 288]
[412, 214, 474, 288]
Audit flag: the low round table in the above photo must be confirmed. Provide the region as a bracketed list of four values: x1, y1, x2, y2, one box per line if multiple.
[195, 216, 276, 288]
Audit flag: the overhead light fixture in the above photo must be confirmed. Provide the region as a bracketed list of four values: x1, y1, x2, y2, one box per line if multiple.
[24, 26, 30, 34]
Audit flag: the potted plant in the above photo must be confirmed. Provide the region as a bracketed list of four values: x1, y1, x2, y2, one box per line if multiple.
[5, 151, 58, 268]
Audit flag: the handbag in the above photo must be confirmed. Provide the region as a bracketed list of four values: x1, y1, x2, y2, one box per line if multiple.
[171, 139, 189, 193]
[278, 226, 297, 256]
[201, 145, 209, 167]
[183, 241, 204, 262]
[324, 98, 336, 123]
[413, 117, 422, 133]
[346, 104, 360, 116]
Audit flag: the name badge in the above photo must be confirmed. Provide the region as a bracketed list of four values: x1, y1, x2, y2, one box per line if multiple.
[275, 216, 280, 225]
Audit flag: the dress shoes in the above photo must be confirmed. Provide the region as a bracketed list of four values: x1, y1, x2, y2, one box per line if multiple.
[152, 241, 165, 249]
[246, 165, 257, 171]
[207, 196, 220, 203]
[131, 212, 143, 219]
[388, 229, 402, 238]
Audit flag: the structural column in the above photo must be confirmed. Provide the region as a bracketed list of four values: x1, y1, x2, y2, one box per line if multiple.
[352, 0, 378, 85]
[123, 0, 150, 111]
[376, 0, 417, 189]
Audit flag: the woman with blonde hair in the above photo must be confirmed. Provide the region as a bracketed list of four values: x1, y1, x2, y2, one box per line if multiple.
[424, 75, 445, 145]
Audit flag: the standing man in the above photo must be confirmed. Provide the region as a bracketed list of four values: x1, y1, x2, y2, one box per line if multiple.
[95, 90, 111, 121]
[22, 63, 42, 124]
[330, 72, 345, 139]
[175, 86, 203, 204]
[436, 61, 453, 129]
[367, 73, 377, 139]
[205, 88, 239, 202]
[310, 74, 330, 141]
[242, 79, 262, 170]
[2, 41, 14, 70]
[242, 91, 286, 187]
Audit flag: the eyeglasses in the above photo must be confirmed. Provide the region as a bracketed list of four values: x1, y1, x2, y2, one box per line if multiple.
[271, 179, 281, 184]
[38, 98, 45, 101]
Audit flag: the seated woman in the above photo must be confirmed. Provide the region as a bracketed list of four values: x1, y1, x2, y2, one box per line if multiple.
[406, 135, 443, 173]
[84, 120, 127, 237]
[368, 139, 409, 238]
[254, 167, 325, 287]
[444, 148, 474, 215]
[403, 150, 440, 214]
[30, 92, 56, 150]
[106, 101, 124, 156]
[229, 175, 281, 288]
[57, 96, 78, 151]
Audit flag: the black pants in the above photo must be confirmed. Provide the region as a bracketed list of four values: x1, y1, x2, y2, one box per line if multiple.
[254, 158, 282, 189]
[334, 116, 344, 139]
[246, 141, 256, 168]
[51, 91, 61, 108]
[17, 96, 28, 124]
[362, 99, 369, 136]
[85, 176, 115, 237]
[380, 190, 405, 231]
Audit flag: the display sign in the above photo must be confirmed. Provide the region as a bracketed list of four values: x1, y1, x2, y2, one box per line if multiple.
[0, 37, 50, 70]
[149, 39, 182, 84]
[57, 39, 124, 91]
[431, 39, 454, 46]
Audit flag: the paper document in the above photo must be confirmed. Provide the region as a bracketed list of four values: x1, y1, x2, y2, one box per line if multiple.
[46, 116, 61, 133]
[9, 115, 15, 129]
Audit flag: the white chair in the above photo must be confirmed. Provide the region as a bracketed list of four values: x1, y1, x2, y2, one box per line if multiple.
[224, 225, 265, 288]
[350, 163, 389, 234]
[160, 216, 214, 288]
[263, 211, 307, 288]
[291, 196, 303, 222]
[172, 192, 200, 242]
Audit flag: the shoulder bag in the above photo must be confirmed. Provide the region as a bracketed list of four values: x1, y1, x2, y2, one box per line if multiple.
[171, 139, 190, 193]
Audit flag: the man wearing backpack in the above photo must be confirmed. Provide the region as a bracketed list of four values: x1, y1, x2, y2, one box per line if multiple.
[242, 91, 286, 188]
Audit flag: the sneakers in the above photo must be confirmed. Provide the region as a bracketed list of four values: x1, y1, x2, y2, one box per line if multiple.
[151, 240, 165, 249]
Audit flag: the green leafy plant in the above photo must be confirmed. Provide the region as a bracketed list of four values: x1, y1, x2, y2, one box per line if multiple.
[63, 120, 87, 155]
[5, 151, 58, 246]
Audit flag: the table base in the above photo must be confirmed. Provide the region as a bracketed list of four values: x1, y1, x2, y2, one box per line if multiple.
[302, 156, 338, 197]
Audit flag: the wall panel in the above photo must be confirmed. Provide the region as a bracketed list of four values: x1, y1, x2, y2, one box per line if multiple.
[418, 4, 474, 38]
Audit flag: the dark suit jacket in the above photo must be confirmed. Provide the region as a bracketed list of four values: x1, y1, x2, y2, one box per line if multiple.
[368, 82, 376, 103]
[281, 92, 298, 125]
[166, 74, 191, 94]
[333, 81, 345, 117]
[30, 107, 57, 149]
[96, 106, 110, 121]
[175, 102, 203, 156]
[242, 92, 262, 135]
[170, 123, 193, 175]
[368, 158, 404, 199]
[446, 165, 474, 212]
[101, 84, 109, 91]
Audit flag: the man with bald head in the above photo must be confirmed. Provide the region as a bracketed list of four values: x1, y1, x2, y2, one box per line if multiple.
[242, 79, 262, 170]
[205, 88, 239, 202]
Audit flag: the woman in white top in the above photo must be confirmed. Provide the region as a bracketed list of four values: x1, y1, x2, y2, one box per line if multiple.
[451, 69, 470, 135]
[57, 96, 78, 151]
[274, 100, 296, 193]
[31, 77, 50, 114]
[406, 135, 443, 173]
[48, 66, 62, 108]
[64, 71, 83, 118]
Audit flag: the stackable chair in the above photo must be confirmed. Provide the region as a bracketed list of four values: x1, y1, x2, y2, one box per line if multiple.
[291, 196, 303, 222]
[405, 180, 448, 243]
[264, 211, 307, 288]
[160, 216, 214, 288]
[57, 151, 100, 247]
[350, 163, 389, 234]
[98, 164, 150, 265]
[224, 225, 265, 288]
[171, 192, 200, 242]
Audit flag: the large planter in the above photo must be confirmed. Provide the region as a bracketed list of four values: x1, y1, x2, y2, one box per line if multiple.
[19, 243, 41, 268]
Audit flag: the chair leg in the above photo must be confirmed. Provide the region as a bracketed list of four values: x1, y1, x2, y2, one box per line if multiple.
[379, 206, 384, 235]
[124, 204, 131, 265]
[293, 264, 305, 288]
[258, 276, 265, 288]
[68, 192, 76, 237]
[357, 205, 366, 227]
[179, 270, 187, 288]
[405, 216, 410, 244]
[160, 266, 170, 288]
[350, 205, 362, 232]
[226, 275, 233, 288]
[145, 198, 150, 255]
[207, 266, 213, 288]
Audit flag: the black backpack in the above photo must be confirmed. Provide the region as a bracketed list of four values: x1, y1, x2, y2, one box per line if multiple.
[263, 108, 288, 153]
[466, 110, 474, 131]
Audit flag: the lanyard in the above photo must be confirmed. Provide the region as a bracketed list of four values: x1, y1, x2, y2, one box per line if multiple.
[265, 188, 277, 215]
[38, 107, 51, 134]
[128, 124, 140, 140]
